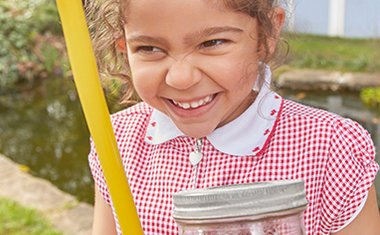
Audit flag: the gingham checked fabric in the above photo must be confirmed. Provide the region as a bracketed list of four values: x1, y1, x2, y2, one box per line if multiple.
[89, 91, 378, 235]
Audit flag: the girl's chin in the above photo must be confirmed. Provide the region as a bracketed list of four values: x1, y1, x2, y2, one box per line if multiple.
[176, 123, 216, 138]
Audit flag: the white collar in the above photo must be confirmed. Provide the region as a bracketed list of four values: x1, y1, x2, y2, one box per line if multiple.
[144, 68, 282, 156]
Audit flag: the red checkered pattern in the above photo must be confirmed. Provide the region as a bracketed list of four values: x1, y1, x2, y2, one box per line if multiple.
[89, 98, 378, 235]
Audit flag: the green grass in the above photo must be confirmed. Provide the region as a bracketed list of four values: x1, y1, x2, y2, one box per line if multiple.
[282, 33, 380, 73]
[0, 197, 62, 235]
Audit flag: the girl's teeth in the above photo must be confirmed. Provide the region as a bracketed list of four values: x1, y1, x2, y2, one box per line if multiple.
[205, 96, 212, 103]
[182, 103, 190, 109]
[173, 95, 213, 109]
[191, 101, 199, 108]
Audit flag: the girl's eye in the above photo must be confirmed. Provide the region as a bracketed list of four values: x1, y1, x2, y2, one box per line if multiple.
[200, 39, 228, 48]
[137, 46, 162, 52]
[133, 45, 165, 60]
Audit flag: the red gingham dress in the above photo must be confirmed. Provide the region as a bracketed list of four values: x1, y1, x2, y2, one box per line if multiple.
[89, 86, 378, 235]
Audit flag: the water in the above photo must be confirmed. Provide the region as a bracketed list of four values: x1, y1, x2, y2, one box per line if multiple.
[0, 78, 94, 203]
[0, 77, 379, 204]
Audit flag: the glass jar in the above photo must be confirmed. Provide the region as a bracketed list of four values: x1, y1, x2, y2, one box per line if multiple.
[173, 180, 308, 235]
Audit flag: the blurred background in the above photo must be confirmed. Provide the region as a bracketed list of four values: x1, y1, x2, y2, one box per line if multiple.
[0, 0, 379, 207]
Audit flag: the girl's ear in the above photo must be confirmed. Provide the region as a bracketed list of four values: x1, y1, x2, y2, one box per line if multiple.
[116, 38, 127, 52]
[259, 7, 286, 59]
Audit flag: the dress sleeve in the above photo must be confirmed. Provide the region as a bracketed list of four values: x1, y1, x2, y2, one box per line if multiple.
[88, 138, 113, 206]
[321, 118, 379, 232]
[88, 139, 123, 234]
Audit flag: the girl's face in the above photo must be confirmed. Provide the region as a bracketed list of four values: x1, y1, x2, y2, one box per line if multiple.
[125, 0, 263, 138]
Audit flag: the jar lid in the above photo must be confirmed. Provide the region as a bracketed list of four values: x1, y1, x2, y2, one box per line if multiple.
[172, 180, 308, 221]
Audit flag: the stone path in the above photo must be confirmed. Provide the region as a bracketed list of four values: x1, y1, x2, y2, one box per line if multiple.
[276, 69, 380, 91]
[0, 154, 93, 235]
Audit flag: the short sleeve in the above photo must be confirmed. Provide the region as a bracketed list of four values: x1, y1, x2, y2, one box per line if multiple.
[88, 138, 124, 234]
[320, 118, 379, 232]
[88, 138, 113, 205]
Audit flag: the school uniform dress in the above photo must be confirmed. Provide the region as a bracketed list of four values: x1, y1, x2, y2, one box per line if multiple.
[89, 80, 378, 234]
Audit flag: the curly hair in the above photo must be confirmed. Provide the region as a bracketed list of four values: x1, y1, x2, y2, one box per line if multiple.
[85, 0, 287, 105]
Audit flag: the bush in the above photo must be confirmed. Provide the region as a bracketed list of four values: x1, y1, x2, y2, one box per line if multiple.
[361, 87, 380, 107]
[0, 0, 66, 87]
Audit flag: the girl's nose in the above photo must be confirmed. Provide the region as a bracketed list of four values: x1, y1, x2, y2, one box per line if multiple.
[165, 60, 202, 90]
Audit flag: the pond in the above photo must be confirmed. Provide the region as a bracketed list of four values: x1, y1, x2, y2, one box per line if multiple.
[0, 78, 94, 204]
[0, 77, 379, 205]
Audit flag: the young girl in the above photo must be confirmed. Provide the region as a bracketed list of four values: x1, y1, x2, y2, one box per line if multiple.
[86, 0, 380, 234]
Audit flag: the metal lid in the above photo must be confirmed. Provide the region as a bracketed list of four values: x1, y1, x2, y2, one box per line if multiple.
[172, 180, 308, 221]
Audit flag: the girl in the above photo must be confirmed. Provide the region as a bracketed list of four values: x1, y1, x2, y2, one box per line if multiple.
[86, 0, 380, 234]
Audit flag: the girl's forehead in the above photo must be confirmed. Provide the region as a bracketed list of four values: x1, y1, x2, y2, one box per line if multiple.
[124, 0, 253, 28]
[126, 0, 223, 7]
[124, 0, 257, 40]
[125, 0, 231, 19]
[123, 0, 260, 54]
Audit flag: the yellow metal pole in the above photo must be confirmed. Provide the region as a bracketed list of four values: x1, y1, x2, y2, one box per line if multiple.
[55, 0, 143, 234]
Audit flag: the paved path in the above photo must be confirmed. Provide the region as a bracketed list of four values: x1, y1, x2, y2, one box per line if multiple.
[276, 69, 380, 91]
[0, 154, 93, 235]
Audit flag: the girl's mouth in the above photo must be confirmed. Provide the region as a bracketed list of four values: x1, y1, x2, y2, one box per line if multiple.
[171, 94, 216, 109]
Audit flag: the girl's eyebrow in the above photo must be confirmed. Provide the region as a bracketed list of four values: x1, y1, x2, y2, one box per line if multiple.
[185, 26, 244, 43]
[126, 35, 170, 49]
[126, 26, 243, 48]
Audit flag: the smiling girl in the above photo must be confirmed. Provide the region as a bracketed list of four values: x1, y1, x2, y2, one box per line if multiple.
[86, 0, 380, 234]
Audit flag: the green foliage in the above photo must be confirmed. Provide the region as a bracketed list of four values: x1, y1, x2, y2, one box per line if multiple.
[0, 196, 62, 235]
[0, 0, 65, 87]
[360, 87, 380, 107]
[32, 1, 63, 35]
[284, 33, 380, 73]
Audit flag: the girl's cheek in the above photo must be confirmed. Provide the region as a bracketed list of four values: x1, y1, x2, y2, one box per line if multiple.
[131, 66, 160, 95]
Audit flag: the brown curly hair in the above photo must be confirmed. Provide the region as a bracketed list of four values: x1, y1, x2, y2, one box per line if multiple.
[85, 0, 287, 105]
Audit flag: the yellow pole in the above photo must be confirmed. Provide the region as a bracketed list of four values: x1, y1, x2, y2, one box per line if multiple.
[55, 0, 143, 234]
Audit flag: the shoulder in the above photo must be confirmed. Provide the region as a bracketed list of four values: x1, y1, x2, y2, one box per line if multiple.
[110, 102, 153, 125]
[279, 99, 369, 135]
[111, 102, 153, 121]
[109, 102, 154, 137]
[277, 98, 341, 140]
[280, 98, 341, 123]
[278, 98, 375, 158]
